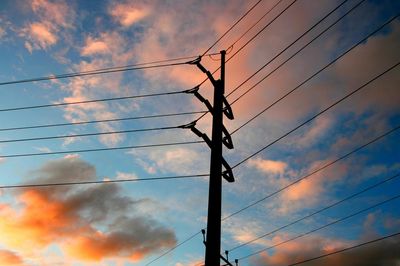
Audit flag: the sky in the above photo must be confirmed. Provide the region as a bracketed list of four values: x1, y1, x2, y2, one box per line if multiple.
[0, 0, 400, 265]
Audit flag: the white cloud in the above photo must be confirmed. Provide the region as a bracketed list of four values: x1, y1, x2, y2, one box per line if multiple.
[248, 158, 288, 175]
[115, 171, 137, 180]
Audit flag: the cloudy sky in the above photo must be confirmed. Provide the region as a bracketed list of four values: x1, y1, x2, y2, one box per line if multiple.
[0, 0, 399, 265]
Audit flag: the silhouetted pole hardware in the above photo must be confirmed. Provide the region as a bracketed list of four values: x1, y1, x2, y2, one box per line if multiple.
[182, 50, 234, 265]
[201, 229, 237, 266]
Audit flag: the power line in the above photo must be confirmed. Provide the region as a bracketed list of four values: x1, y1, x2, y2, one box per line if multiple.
[201, 0, 264, 56]
[0, 89, 187, 113]
[195, 0, 350, 122]
[227, 0, 359, 101]
[0, 140, 203, 159]
[238, 193, 400, 261]
[0, 174, 208, 189]
[229, 172, 400, 252]
[195, 0, 298, 121]
[225, 0, 298, 65]
[144, 231, 202, 266]
[287, 231, 400, 266]
[0, 111, 206, 132]
[0, 125, 179, 144]
[133, 17, 315, 264]
[231, 60, 400, 170]
[229, 12, 399, 135]
[0, 54, 219, 87]
[222, 124, 400, 221]
[228, 0, 286, 50]
[161, 9, 399, 264]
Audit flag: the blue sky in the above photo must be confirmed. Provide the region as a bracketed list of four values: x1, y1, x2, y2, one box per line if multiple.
[0, 0, 399, 265]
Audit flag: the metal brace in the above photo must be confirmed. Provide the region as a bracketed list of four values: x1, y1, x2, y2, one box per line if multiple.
[184, 88, 234, 150]
[185, 86, 234, 121]
[179, 121, 234, 183]
[187, 56, 218, 87]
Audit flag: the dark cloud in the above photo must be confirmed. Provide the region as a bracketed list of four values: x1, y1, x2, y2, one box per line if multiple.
[252, 235, 400, 266]
[0, 157, 176, 262]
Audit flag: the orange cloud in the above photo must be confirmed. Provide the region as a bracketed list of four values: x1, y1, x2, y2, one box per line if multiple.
[0, 250, 24, 265]
[109, 2, 150, 27]
[248, 158, 288, 175]
[0, 158, 176, 263]
[31, 0, 73, 28]
[26, 22, 57, 50]
[81, 37, 110, 56]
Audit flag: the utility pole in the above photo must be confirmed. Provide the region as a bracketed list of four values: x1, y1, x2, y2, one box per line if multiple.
[183, 50, 234, 266]
[205, 50, 225, 266]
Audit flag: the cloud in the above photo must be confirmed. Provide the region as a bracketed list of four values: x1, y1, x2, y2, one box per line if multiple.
[81, 37, 110, 56]
[130, 146, 208, 175]
[22, 22, 57, 51]
[115, 171, 138, 180]
[248, 158, 288, 175]
[0, 27, 6, 39]
[31, 0, 73, 28]
[0, 250, 24, 265]
[0, 157, 176, 263]
[18, 0, 76, 52]
[109, 2, 150, 27]
[253, 234, 400, 266]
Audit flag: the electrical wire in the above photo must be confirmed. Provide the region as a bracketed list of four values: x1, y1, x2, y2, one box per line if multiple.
[144, 231, 202, 266]
[0, 125, 179, 144]
[0, 140, 203, 158]
[201, 0, 264, 56]
[225, 0, 297, 64]
[0, 90, 186, 113]
[195, 0, 348, 122]
[231, 60, 400, 170]
[0, 54, 219, 86]
[226, 0, 359, 101]
[229, 12, 399, 135]
[237, 193, 400, 261]
[287, 231, 400, 266]
[228, 0, 286, 49]
[0, 174, 209, 189]
[222, 124, 400, 221]
[0, 111, 207, 132]
[195, 0, 298, 121]
[229, 172, 400, 252]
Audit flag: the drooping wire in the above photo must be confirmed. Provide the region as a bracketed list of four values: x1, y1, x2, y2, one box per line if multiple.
[194, 0, 298, 121]
[222, 123, 400, 221]
[0, 174, 208, 189]
[228, 0, 286, 49]
[0, 89, 186, 113]
[0, 140, 203, 159]
[0, 111, 207, 132]
[224, 0, 298, 64]
[0, 125, 179, 144]
[201, 0, 265, 56]
[226, 0, 357, 100]
[229, 12, 399, 135]
[144, 231, 202, 266]
[237, 193, 400, 261]
[229, 172, 400, 252]
[0, 54, 219, 86]
[231, 60, 400, 170]
[287, 232, 400, 266]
